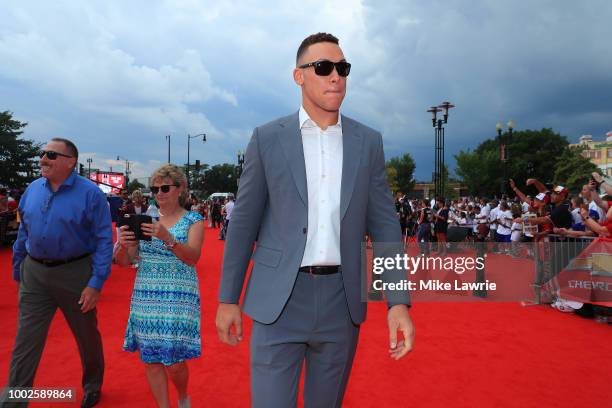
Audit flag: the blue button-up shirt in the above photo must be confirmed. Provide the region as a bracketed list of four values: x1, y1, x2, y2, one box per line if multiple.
[12, 171, 113, 290]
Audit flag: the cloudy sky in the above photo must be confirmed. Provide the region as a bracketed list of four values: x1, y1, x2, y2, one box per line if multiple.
[1, 0, 611, 181]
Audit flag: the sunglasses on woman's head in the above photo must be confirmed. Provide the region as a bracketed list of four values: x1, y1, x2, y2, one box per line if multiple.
[151, 184, 179, 194]
[298, 59, 351, 77]
[39, 150, 73, 160]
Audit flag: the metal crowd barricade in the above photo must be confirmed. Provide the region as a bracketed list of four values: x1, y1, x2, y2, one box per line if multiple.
[528, 234, 597, 305]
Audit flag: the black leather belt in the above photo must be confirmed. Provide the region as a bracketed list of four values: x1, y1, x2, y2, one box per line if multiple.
[299, 265, 340, 275]
[28, 253, 90, 267]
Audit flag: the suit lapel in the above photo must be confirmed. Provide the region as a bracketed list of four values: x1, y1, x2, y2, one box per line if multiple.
[278, 112, 308, 206]
[340, 116, 363, 220]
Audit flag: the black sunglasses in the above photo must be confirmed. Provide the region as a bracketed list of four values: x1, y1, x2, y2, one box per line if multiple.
[39, 150, 73, 160]
[298, 59, 351, 77]
[151, 184, 179, 194]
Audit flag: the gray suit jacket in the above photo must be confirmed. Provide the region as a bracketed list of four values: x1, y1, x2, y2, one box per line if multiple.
[218, 112, 410, 324]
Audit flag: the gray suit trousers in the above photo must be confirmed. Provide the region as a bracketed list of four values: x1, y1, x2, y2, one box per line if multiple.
[250, 272, 360, 408]
[1, 256, 104, 408]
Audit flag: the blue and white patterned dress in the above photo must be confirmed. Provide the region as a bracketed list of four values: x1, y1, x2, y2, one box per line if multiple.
[123, 211, 203, 365]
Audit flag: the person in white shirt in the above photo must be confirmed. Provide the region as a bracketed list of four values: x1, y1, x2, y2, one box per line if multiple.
[581, 184, 606, 223]
[224, 196, 235, 224]
[146, 198, 160, 222]
[522, 198, 531, 213]
[488, 200, 499, 240]
[495, 201, 512, 242]
[215, 32, 413, 408]
[570, 196, 584, 228]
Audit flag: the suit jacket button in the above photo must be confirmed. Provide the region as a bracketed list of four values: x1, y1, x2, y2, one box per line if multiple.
[303, 227, 307, 234]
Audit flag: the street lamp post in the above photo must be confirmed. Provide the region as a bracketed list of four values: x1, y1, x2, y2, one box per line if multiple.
[165, 135, 171, 163]
[116, 156, 131, 186]
[236, 150, 245, 187]
[187, 133, 206, 190]
[86, 157, 93, 179]
[427, 101, 455, 198]
[497, 120, 514, 196]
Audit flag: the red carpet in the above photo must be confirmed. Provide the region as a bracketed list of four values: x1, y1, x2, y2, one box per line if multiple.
[0, 227, 610, 407]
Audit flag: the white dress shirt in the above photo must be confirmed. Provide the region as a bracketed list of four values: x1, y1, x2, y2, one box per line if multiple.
[299, 106, 343, 267]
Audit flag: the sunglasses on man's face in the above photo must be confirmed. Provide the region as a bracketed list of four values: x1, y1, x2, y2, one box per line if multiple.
[298, 59, 351, 77]
[39, 150, 73, 160]
[151, 184, 179, 194]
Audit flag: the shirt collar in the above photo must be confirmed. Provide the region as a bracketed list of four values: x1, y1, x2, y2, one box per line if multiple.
[299, 106, 342, 130]
[43, 170, 78, 190]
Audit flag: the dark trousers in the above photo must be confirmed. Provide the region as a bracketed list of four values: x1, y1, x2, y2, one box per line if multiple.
[219, 219, 230, 240]
[1, 256, 104, 407]
[250, 272, 360, 408]
[417, 223, 431, 256]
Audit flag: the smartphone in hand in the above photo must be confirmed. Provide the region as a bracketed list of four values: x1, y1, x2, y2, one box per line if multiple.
[119, 214, 153, 241]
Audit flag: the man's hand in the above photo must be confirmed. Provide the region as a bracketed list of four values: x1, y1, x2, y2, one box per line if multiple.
[216, 303, 243, 346]
[79, 287, 100, 313]
[509, 178, 516, 190]
[388, 304, 415, 360]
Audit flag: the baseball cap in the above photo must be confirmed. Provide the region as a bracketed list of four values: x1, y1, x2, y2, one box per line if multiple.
[552, 185, 568, 195]
[535, 193, 547, 201]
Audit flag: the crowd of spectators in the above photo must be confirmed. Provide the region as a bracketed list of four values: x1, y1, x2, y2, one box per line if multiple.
[395, 172, 612, 246]
[394, 171, 612, 321]
[0, 188, 22, 245]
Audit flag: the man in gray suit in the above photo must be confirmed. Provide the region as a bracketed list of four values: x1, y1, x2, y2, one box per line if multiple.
[216, 32, 415, 407]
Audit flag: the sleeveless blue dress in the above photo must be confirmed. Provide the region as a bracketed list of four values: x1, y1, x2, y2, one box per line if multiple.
[123, 211, 203, 365]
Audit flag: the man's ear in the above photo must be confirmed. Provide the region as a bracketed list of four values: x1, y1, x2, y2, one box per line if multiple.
[293, 68, 304, 86]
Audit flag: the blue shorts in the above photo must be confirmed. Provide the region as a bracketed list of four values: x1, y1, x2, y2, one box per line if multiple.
[496, 233, 511, 243]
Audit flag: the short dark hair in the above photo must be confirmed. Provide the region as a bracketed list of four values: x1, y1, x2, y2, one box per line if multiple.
[296, 32, 340, 65]
[50, 137, 79, 159]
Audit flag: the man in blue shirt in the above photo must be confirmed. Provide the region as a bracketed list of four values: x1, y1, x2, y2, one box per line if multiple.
[2, 138, 112, 408]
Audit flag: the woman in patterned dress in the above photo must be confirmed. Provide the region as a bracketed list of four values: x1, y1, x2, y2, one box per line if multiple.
[116, 164, 204, 408]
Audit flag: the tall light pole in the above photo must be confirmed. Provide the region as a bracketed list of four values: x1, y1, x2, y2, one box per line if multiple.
[165, 135, 171, 163]
[497, 120, 514, 196]
[236, 150, 245, 187]
[187, 133, 206, 190]
[116, 155, 131, 186]
[427, 101, 455, 199]
[86, 157, 93, 179]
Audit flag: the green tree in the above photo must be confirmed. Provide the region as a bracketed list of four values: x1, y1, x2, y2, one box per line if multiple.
[190, 163, 238, 196]
[441, 164, 458, 199]
[185, 163, 210, 196]
[385, 153, 415, 194]
[0, 111, 41, 188]
[553, 146, 599, 192]
[385, 165, 399, 193]
[127, 179, 145, 192]
[454, 128, 569, 196]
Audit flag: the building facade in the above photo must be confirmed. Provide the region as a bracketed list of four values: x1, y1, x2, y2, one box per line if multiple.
[570, 132, 612, 176]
